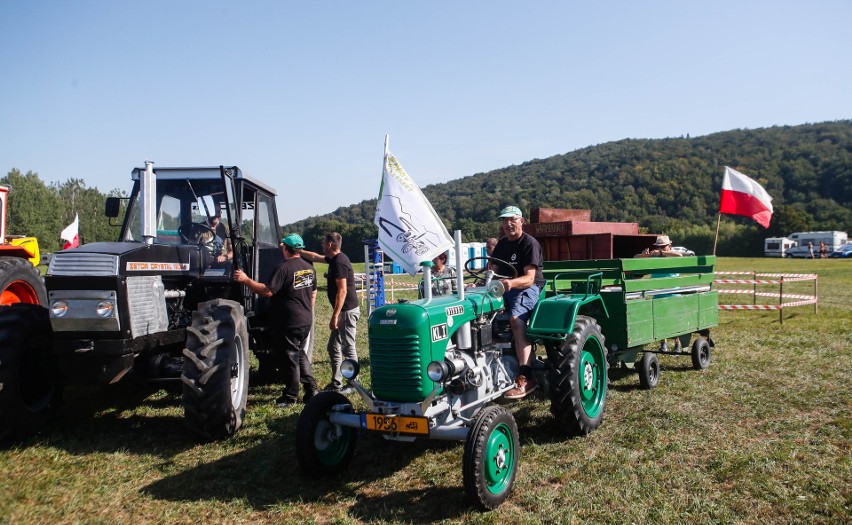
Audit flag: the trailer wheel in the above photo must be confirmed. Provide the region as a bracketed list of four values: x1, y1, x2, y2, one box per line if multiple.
[0, 303, 60, 443]
[546, 315, 608, 436]
[691, 337, 711, 370]
[463, 405, 519, 510]
[638, 352, 660, 389]
[0, 257, 47, 306]
[296, 391, 357, 477]
[181, 299, 249, 441]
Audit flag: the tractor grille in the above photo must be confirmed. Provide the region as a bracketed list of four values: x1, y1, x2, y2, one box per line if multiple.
[369, 333, 425, 401]
[126, 276, 168, 337]
[48, 252, 119, 276]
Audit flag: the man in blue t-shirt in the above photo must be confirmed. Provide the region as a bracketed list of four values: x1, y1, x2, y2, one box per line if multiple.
[490, 206, 545, 400]
[234, 233, 318, 406]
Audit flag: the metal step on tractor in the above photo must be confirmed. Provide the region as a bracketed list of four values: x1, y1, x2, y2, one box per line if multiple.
[296, 232, 718, 510]
[0, 163, 288, 443]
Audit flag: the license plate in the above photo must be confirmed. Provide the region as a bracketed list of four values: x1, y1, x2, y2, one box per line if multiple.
[362, 413, 429, 436]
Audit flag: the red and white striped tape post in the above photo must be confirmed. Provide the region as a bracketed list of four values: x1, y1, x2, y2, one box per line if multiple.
[714, 272, 818, 323]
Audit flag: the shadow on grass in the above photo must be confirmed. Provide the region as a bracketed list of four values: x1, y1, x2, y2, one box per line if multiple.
[141, 431, 471, 520]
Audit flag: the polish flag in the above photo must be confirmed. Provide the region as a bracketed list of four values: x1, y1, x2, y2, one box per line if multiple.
[60, 213, 80, 249]
[719, 167, 773, 228]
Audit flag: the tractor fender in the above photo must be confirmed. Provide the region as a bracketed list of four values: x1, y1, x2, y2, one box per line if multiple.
[526, 294, 609, 341]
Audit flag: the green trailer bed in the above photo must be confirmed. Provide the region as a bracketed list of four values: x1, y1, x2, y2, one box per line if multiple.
[527, 256, 718, 388]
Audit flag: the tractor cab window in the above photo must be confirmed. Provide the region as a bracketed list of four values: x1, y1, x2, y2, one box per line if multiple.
[255, 193, 278, 246]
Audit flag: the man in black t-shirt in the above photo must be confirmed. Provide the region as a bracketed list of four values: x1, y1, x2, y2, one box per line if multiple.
[301, 232, 360, 393]
[490, 206, 545, 400]
[234, 233, 318, 406]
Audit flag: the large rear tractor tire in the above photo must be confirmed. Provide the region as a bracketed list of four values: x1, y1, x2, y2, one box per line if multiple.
[546, 315, 608, 436]
[0, 256, 47, 306]
[0, 303, 60, 443]
[181, 299, 250, 440]
[296, 391, 358, 477]
[463, 405, 519, 510]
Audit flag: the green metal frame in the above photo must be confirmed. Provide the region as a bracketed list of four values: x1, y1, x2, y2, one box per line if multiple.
[527, 256, 718, 351]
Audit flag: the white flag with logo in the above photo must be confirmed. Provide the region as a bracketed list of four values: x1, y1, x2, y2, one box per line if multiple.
[374, 152, 453, 276]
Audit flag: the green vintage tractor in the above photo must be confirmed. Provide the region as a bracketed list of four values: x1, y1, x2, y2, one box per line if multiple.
[296, 241, 717, 510]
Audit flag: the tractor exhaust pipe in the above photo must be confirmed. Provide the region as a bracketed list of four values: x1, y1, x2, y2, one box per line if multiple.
[453, 229, 472, 350]
[141, 160, 157, 245]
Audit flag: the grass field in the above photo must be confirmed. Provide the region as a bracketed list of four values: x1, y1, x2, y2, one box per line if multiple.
[2, 258, 850, 524]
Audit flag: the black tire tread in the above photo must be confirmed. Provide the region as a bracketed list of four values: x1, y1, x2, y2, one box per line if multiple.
[462, 405, 519, 510]
[546, 315, 608, 436]
[0, 303, 59, 443]
[181, 299, 249, 441]
[0, 256, 47, 305]
[296, 391, 357, 477]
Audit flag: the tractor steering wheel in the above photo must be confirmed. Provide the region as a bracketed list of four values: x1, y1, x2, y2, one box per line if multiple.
[178, 222, 216, 244]
[463, 256, 518, 281]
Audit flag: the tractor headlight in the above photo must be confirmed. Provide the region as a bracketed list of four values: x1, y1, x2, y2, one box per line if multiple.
[51, 300, 69, 318]
[96, 300, 115, 318]
[427, 360, 450, 382]
[341, 359, 360, 380]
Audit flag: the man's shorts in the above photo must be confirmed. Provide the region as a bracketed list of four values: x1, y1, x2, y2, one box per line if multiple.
[504, 285, 542, 322]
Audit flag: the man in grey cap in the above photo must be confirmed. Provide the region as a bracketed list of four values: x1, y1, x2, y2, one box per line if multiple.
[490, 205, 545, 399]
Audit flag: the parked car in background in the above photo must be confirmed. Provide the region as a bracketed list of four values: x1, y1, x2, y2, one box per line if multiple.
[671, 246, 695, 256]
[829, 244, 852, 258]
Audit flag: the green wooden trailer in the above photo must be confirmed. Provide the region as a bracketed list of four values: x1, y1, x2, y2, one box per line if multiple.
[527, 256, 718, 389]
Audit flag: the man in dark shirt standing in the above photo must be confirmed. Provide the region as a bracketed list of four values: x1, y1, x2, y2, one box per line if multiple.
[301, 232, 360, 393]
[234, 233, 318, 406]
[491, 206, 545, 400]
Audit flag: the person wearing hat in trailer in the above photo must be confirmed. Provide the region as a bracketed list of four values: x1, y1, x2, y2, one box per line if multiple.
[490, 205, 546, 400]
[635, 235, 683, 258]
[233, 233, 318, 407]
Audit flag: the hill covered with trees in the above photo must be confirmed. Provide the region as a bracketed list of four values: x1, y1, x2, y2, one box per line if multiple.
[286, 120, 851, 260]
[4, 120, 849, 259]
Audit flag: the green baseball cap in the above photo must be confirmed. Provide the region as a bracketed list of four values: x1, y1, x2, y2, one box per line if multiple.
[281, 233, 305, 249]
[499, 205, 523, 218]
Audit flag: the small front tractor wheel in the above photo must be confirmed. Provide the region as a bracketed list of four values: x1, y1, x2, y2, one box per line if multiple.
[463, 405, 519, 510]
[181, 299, 250, 441]
[0, 303, 60, 443]
[546, 315, 608, 436]
[691, 337, 712, 370]
[296, 391, 358, 477]
[638, 352, 660, 390]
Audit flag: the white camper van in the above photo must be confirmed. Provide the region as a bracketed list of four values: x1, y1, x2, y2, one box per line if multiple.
[785, 231, 848, 258]
[764, 237, 795, 257]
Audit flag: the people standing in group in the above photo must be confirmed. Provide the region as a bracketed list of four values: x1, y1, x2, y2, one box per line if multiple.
[808, 241, 815, 259]
[819, 240, 827, 259]
[490, 206, 545, 400]
[301, 232, 360, 394]
[233, 234, 318, 407]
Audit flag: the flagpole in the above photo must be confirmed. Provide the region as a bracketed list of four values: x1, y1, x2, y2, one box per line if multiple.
[713, 213, 722, 255]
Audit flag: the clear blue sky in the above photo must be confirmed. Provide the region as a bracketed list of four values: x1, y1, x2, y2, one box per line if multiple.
[1, 1, 850, 225]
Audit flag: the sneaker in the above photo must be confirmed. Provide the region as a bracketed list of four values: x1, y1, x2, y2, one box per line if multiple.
[276, 396, 297, 408]
[504, 374, 537, 400]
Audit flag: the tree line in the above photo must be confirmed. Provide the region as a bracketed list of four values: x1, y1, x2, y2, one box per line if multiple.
[1, 169, 123, 253]
[287, 120, 851, 259]
[5, 120, 850, 259]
